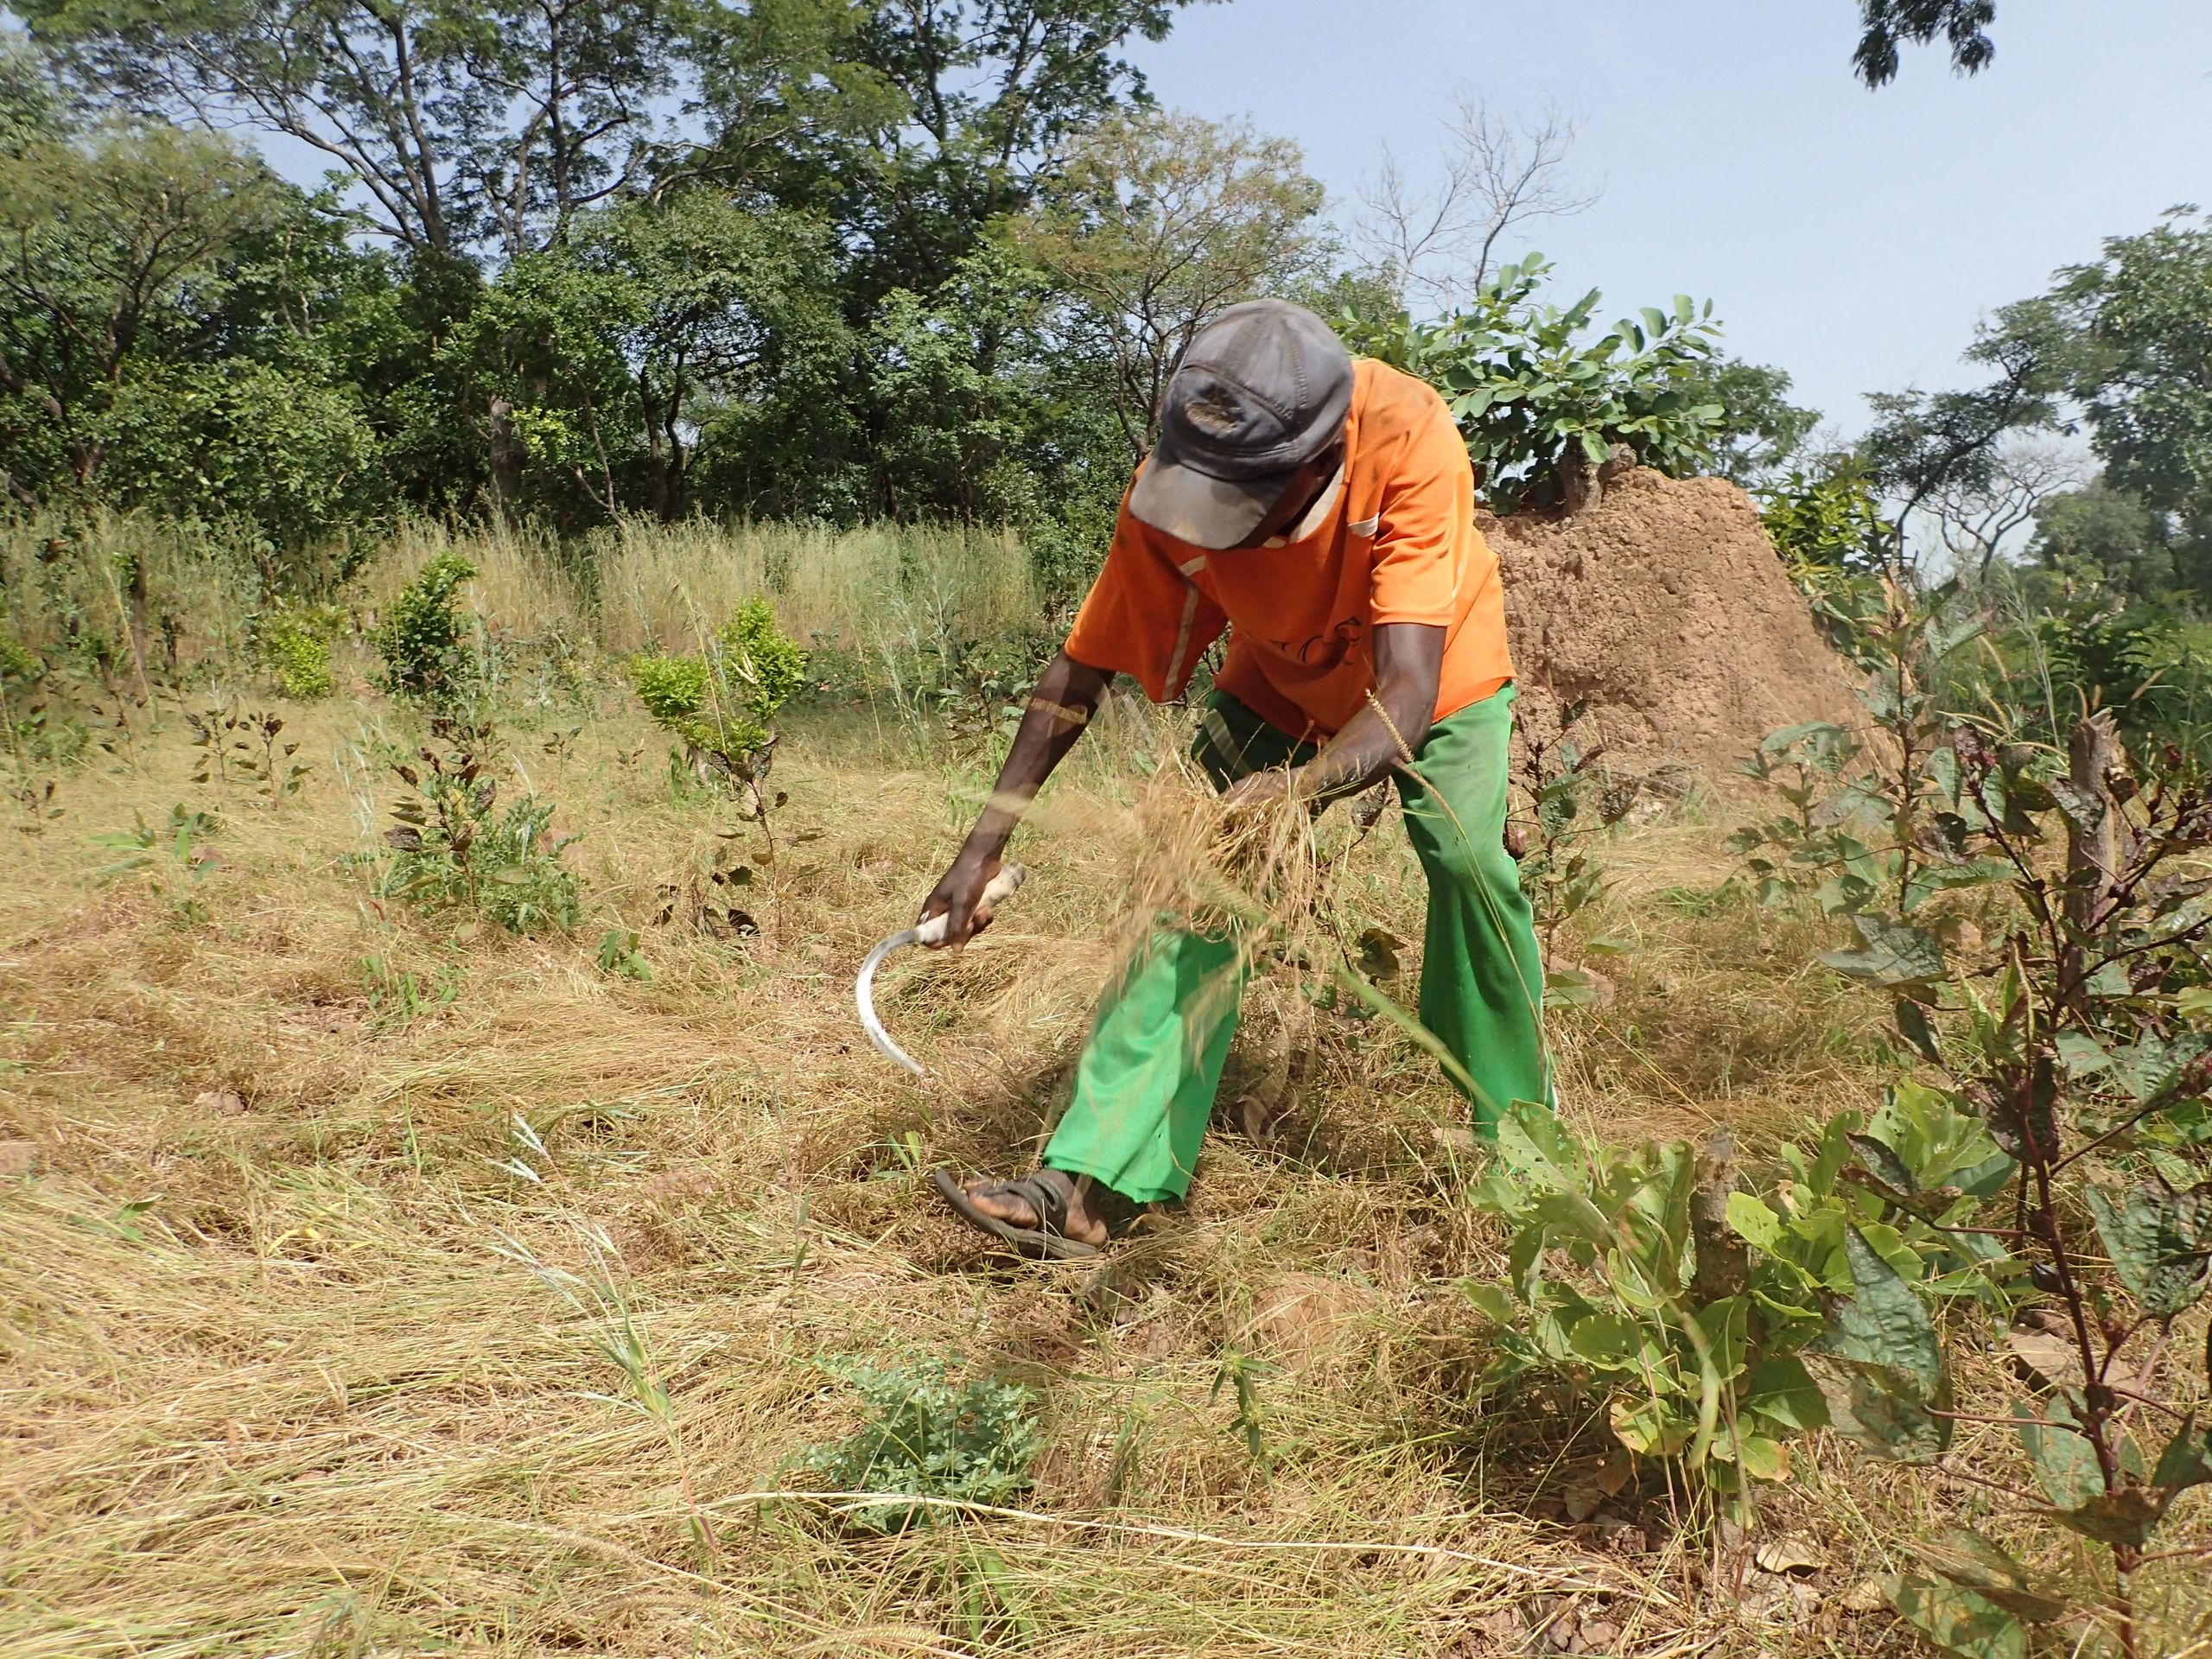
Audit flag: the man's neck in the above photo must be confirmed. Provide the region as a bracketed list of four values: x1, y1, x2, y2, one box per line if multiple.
[1276, 461, 1345, 542]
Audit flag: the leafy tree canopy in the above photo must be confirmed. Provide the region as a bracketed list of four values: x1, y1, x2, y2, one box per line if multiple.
[1853, 0, 1997, 88]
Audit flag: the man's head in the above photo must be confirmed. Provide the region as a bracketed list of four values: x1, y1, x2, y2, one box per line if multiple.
[1129, 299, 1354, 551]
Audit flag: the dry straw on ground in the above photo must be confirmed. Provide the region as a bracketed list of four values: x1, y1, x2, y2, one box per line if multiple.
[3, 524, 2208, 1657]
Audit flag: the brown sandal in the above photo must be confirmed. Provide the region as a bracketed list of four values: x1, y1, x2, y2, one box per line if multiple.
[931, 1168, 1101, 1261]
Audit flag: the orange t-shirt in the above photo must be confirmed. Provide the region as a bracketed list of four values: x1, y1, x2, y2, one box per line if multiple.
[1063, 357, 1513, 741]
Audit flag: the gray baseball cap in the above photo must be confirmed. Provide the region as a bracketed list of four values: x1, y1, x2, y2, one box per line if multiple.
[1128, 299, 1355, 550]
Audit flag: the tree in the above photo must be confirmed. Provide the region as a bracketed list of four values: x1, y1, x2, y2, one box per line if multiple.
[1859, 310, 2060, 577]
[2029, 481, 2177, 604]
[701, 0, 1209, 305]
[20, 0, 682, 257]
[1927, 434, 2087, 579]
[2049, 211, 2212, 591]
[1345, 257, 1728, 515]
[1852, 0, 1998, 87]
[865, 245, 1055, 522]
[0, 104, 292, 497]
[1351, 90, 1594, 315]
[1678, 357, 1821, 487]
[572, 193, 849, 520]
[1009, 110, 1329, 460]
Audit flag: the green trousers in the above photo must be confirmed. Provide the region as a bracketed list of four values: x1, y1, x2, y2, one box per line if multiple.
[1043, 684, 1551, 1205]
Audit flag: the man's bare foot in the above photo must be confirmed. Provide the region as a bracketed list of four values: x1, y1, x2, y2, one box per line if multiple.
[963, 1168, 1111, 1248]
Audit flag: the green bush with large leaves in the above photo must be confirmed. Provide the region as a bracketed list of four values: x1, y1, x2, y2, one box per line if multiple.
[1343, 255, 1726, 513]
[1467, 1086, 2012, 1500]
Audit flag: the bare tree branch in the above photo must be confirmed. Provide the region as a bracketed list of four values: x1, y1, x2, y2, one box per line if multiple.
[1351, 89, 1597, 313]
[1929, 435, 2091, 580]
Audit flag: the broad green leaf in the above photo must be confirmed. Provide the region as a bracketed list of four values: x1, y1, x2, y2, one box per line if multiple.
[2179, 988, 2212, 1021]
[1729, 1433, 1789, 1481]
[2112, 1034, 2208, 1103]
[1847, 1132, 1918, 1195]
[1497, 1096, 1578, 1179]
[2051, 1486, 2166, 1548]
[1580, 429, 1611, 465]
[1891, 1575, 2027, 1659]
[2152, 1414, 2212, 1493]
[1808, 1229, 1950, 1461]
[1901, 860, 2012, 913]
[1567, 1313, 1647, 1369]
[1694, 1295, 1751, 1382]
[1609, 1393, 1692, 1457]
[1806, 1354, 1951, 1460]
[1821, 914, 1947, 988]
[1954, 1151, 2018, 1199]
[1726, 1191, 1783, 1251]
[1820, 1228, 1941, 1390]
[1544, 967, 1598, 1008]
[1985, 1058, 2059, 1166]
[1532, 1190, 1614, 1248]
[2055, 1032, 2114, 1077]
[1745, 1355, 1829, 1432]
[2016, 1398, 2103, 1510]
[1920, 1529, 2069, 1624]
[1462, 1282, 1519, 1325]
[1895, 998, 1943, 1064]
[2084, 1180, 2212, 1319]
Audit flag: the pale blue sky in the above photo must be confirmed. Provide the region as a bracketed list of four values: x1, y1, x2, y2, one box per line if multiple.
[1132, 0, 2212, 434]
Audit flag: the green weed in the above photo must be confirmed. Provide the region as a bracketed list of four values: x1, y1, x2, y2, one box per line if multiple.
[380, 717, 581, 935]
[796, 1356, 1042, 1534]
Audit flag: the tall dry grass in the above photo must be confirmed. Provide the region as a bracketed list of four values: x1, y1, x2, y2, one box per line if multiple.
[3, 509, 1045, 708]
[349, 513, 1043, 662]
[0, 507, 269, 671]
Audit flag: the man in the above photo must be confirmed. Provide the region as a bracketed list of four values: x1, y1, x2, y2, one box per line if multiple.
[922, 298, 1549, 1258]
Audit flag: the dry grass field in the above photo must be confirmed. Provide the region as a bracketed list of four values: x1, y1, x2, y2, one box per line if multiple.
[3, 518, 2207, 1658]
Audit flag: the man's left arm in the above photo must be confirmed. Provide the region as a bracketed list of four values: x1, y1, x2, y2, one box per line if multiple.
[1224, 621, 1444, 810]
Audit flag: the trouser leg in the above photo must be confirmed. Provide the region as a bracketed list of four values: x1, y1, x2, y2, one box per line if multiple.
[1042, 694, 1312, 1204]
[1393, 684, 1553, 1131]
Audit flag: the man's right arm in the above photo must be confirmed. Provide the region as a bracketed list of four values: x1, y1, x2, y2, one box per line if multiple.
[918, 650, 1111, 946]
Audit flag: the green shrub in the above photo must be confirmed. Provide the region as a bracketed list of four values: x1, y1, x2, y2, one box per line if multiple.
[381, 717, 581, 934]
[1731, 581, 2212, 1656]
[1756, 467, 1894, 652]
[1466, 1089, 2007, 1501]
[797, 1357, 1041, 1534]
[624, 597, 805, 777]
[1344, 254, 1726, 513]
[0, 626, 42, 688]
[624, 653, 715, 749]
[372, 555, 478, 706]
[1757, 466, 1891, 575]
[254, 604, 341, 700]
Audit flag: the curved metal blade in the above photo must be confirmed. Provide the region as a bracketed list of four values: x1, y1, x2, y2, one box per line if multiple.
[855, 926, 925, 1075]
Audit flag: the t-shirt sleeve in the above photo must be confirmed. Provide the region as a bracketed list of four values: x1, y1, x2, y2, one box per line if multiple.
[1063, 497, 1228, 702]
[1367, 397, 1476, 628]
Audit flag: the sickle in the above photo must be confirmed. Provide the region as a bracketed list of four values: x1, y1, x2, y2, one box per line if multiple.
[855, 864, 1027, 1076]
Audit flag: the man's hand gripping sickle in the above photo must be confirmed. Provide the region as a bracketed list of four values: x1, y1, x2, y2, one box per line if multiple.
[916, 653, 1110, 949]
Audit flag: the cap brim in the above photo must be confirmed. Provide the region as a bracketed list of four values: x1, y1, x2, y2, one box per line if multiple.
[1127, 454, 1292, 551]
